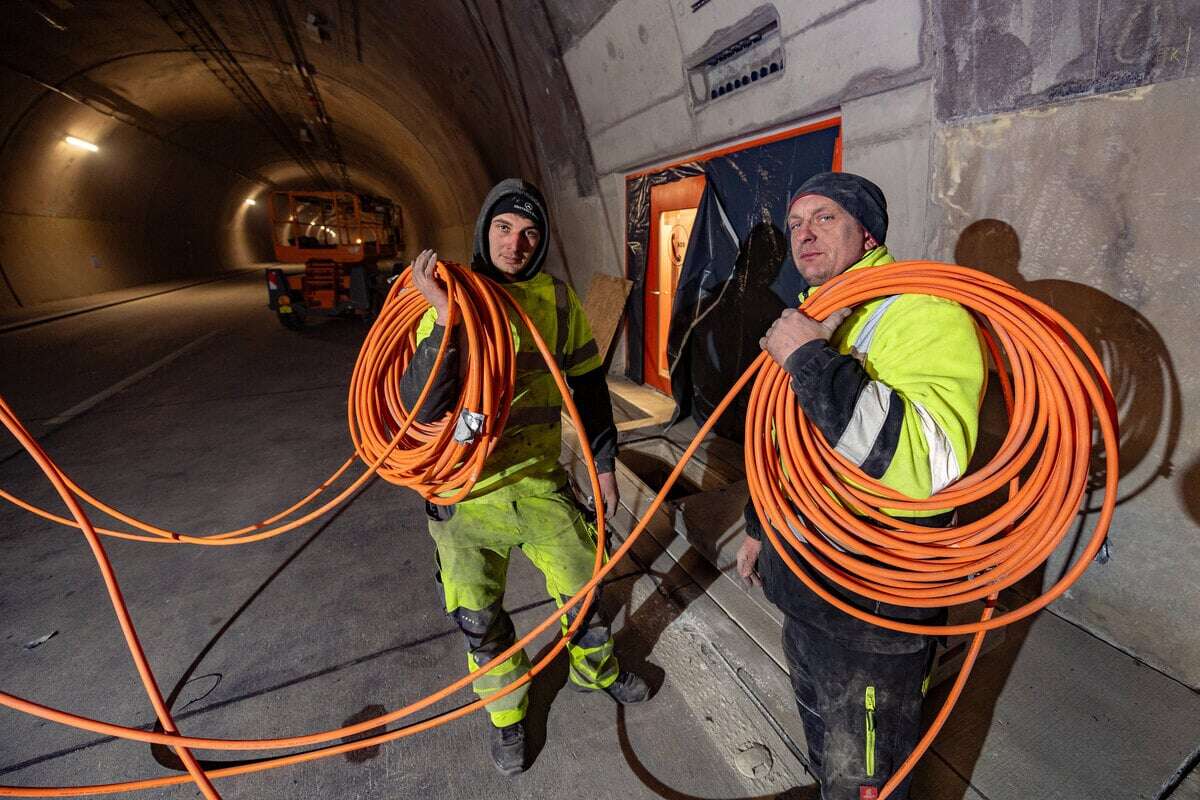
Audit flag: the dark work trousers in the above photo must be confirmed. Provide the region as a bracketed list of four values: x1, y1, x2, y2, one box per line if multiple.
[746, 502, 948, 799]
[782, 610, 936, 800]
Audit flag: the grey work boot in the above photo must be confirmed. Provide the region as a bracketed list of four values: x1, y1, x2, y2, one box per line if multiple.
[571, 670, 651, 704]
[489, 720, 527, 776]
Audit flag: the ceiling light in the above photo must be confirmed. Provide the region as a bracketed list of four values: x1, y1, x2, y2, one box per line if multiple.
[244, 197, 257, 206]
[64, 135, 99, 152]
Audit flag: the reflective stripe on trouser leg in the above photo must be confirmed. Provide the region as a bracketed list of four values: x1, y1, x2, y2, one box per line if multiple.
[467, 648, 531, 728]
[557, 588, 618, 690]
[451, 603, 531, 728]
[515, 491, 620, 690]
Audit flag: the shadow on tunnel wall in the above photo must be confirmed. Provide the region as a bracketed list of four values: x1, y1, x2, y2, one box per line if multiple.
[910, 218, 1184, 797]
[1182, 458, 1200, 526]
[955, 218, 1182, 529]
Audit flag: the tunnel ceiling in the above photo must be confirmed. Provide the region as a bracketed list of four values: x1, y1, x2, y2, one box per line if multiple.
[0, 0, 549, 301]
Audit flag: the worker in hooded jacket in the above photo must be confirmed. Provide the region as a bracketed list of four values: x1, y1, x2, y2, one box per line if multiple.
[400, 179, 649, 776]
[737, 172, 986, 800]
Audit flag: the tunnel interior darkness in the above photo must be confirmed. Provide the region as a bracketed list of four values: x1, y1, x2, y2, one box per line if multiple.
[0, 0, 546, 308]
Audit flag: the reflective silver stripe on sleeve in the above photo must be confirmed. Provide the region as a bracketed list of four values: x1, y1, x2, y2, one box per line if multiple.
[852, 295, 900, 354]
[833, 381, 894, 466]
[911, 400, 961, 493]
[833, 295, 901, 466]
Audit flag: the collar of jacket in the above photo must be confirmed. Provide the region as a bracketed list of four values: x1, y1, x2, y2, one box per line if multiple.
[798, 245, 894, 303]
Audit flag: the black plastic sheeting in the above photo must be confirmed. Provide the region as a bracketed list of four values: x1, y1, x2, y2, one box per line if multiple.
[623, 162, 705, 386]
[624, 125, 840, 439]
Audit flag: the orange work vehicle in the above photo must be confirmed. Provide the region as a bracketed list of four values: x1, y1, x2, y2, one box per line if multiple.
[264, 191, 402, 330]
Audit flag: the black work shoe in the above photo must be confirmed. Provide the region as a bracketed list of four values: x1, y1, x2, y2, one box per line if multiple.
[571, 670, 651, 704]
[489, 721, 527, 776]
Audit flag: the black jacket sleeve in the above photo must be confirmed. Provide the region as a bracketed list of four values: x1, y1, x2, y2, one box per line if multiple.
[399, 323, 461, 424]
[565, 366, 618, 474]
[782, 340, 904, 479]
[743, 502, 765, 540]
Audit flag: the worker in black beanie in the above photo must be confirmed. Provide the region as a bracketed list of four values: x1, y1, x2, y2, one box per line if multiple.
[736, 171, 986, 799]
[790, 171, 888, 247]
[398, 178, 650, 778]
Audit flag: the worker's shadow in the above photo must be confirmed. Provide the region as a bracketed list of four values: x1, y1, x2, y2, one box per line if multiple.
[915, 219, 1183, 797]
[673, 220, 794, 441]
[954, 219, 1181, 546]
[525, 543, 808, 800]
[1181, 457, 1200, 526]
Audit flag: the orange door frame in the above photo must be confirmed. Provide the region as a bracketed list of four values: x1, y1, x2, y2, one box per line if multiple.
[644, 175, 706, 394]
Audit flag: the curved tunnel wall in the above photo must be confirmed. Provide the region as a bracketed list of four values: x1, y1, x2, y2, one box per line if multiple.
[0, 1, 537, 309]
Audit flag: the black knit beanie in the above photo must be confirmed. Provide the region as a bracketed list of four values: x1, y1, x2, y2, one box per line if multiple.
[490, 194, 544, 232]
[789, 172, 888, 246]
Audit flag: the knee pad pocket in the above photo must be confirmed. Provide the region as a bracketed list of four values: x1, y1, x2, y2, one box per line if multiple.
[452, 601, 515, 665]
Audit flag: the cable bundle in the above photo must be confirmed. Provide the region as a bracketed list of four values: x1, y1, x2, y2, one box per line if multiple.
[348, 260, 514, 503]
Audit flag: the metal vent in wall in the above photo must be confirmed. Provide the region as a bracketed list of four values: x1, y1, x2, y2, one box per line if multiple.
[686, 5, 783, 105]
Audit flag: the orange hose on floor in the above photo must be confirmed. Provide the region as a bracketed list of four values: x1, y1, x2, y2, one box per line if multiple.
[0, 261, 612, 798]
[0, 260, 1116, 798]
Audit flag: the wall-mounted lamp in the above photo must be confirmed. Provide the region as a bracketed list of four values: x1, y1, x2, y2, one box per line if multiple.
[244, 198, 257, 206]
[64, 135, 99, 152]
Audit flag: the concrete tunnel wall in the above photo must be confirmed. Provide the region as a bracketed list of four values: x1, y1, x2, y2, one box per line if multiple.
[1, 0, 1197, 694]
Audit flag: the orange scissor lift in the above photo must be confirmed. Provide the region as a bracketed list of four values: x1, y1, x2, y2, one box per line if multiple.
[265, 191, 402, 330]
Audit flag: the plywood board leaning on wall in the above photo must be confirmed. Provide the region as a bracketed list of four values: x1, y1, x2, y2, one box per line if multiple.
[583, 274, 633, 362]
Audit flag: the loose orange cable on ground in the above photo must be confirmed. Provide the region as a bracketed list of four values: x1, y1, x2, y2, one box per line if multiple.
[0, 260, 1116, 799]
[0, 261, 609, 796]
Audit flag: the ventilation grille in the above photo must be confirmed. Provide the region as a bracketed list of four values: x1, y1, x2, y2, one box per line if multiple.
[686, 5, 784, 105]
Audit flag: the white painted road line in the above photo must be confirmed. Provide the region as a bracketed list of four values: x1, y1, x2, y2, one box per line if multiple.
[42, 332, 219, 429]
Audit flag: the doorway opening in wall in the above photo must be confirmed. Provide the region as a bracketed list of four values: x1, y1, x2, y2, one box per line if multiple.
[623, 116, 841, 440]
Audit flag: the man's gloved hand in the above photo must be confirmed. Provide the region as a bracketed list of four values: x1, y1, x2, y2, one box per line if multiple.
[760, 307, 852, 367]
[736, 536, 763, 588]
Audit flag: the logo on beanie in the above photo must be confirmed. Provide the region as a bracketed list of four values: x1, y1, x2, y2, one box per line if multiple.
[493, 194, 543, 230]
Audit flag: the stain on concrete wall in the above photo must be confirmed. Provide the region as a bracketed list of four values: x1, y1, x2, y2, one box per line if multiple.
[934, 0, 1199, 120]
[930, 78, 1200, 688]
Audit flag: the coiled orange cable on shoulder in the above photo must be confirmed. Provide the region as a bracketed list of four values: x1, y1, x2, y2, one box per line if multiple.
[745, 260, 1117, 797]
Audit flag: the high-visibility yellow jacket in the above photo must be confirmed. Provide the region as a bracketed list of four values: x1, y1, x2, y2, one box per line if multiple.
[787, 245, 986, 515]
[747, 245, 987, 625]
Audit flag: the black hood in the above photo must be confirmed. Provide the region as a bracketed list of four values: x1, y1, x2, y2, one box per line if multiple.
[471, 178, 550, 283]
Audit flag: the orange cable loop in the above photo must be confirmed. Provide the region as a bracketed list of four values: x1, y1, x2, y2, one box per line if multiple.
[0, 260, 1117, 799]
